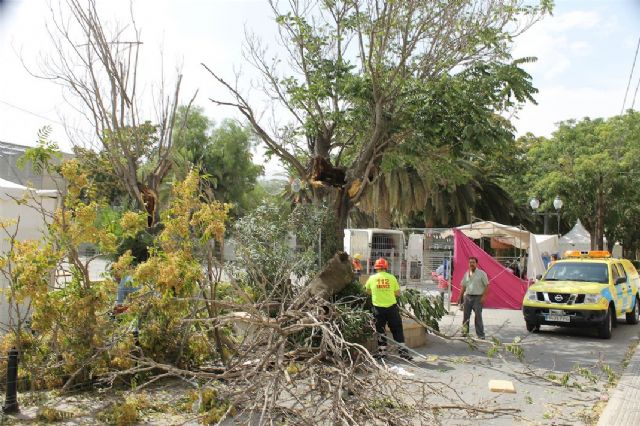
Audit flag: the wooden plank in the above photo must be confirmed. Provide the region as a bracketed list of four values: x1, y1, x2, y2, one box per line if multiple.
[488, 379, 516, 393]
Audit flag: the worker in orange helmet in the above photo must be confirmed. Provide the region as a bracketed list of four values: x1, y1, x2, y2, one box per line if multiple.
[365, 257, 412, 361]
[352, 253, 363, 279]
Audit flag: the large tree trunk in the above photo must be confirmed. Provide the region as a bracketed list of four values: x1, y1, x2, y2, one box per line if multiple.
[377, 187, 391, 228]
[334, 189, 351, 251]
[377, 209, 392, 229]
[595, 175, 605, 250]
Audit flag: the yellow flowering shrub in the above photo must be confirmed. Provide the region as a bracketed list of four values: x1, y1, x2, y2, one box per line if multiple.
[0, 158, 231, 390]
[120, 211, 148, 237]
[127, 171, 231, 365]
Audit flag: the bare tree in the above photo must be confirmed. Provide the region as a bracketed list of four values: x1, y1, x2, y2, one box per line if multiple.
[36, 0, 187, 224]
[205, 0, 549, 242]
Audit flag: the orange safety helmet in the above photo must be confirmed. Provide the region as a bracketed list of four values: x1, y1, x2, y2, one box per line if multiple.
[374, 257, 389, 270]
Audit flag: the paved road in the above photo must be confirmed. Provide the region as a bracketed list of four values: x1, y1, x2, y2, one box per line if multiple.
[403, 307, 640, 425]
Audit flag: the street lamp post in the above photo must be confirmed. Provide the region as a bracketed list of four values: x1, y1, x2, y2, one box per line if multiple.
[529, 196, 564, 235]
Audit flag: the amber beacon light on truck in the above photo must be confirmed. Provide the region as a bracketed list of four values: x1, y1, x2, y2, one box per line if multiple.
[563, 250, 611, 259]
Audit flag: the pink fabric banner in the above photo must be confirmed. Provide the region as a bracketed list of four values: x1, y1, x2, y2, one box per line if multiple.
[452, 229, 528, 310]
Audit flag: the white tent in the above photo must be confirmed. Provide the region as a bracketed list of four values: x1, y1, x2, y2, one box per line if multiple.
[0, 178, 59, 330]
[559, 219, 591, 255]
[527, 234, 560, 280]
[443, 221, 563, 281]
[443, 221, 530, 249]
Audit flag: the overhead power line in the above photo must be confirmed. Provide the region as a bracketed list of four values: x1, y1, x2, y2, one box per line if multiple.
[0, 98, 64, 126]
[622, 36, 640, 114]
[0, 98, 94, 140]
[632, 63, 640, 111]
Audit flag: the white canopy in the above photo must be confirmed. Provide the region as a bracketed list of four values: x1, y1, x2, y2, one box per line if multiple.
[534, 234, 559, 256]
[527, 234, 560, 280]
[444, 221, 563, 280]
[559, 219, 591, 254]
[444, 221, 530, 249]
[0, 177, 29, 190]
[0, 178, 58, 200]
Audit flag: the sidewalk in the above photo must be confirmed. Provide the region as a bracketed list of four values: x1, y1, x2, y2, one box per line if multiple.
[598, 340, 640, 425]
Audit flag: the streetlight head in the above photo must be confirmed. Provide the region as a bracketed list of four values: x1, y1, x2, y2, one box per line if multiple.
[553, 195, 563, 210]
[529, 197, 540, 210]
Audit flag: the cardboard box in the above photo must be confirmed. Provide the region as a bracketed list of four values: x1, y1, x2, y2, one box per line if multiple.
[364, 318, 427, 352]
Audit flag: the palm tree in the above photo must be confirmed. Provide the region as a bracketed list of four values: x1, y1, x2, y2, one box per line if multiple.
[356, 159, 530, 228]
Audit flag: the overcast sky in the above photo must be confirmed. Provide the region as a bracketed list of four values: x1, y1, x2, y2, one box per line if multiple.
[0, 0, 639, 178]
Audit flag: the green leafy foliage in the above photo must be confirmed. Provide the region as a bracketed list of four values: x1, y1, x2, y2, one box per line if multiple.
[398, 289, 446, 332]
[487, 336, 525, 362]
[357, 59, 539, 227]
[3, 136, 232, 389]
[230, 203, 335, 299]
[332, 280, 372, 344]
[71, 147, 129, 206]
[17, 126, 62, 175]
[173, 106, 264, 218]
[501, 111, 640, 253]
[185, 387, 235, 425]
[213, 0, 551, 239]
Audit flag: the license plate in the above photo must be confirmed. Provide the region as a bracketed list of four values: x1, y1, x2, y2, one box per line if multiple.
[547, 314, 570, 322]
[549, 309, 565, 315]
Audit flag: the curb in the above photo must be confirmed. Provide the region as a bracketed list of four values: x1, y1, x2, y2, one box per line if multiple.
[598, 338, 640, 425]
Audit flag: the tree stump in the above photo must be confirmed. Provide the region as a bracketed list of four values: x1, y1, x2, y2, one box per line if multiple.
[306, 252, 354, 299]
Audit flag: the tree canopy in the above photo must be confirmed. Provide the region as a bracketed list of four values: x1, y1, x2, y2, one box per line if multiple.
[173, 106, 264, 218]
[42, 0, 184, 224]
[356, 59, 537, 227]
[206, 0, 551, 243]
[502, 111, 640, 253]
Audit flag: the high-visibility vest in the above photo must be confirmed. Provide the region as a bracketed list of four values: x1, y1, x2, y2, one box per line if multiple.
[352, 259, 362, 272]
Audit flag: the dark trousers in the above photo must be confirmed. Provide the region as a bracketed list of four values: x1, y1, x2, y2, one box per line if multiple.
[462, 294, 485, 338]
[373, 304, 407, 353]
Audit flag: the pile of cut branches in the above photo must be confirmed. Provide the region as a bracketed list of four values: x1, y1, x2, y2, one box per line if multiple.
[112, 265, 512, 425]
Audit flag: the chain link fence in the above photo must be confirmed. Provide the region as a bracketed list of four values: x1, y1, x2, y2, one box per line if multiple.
[401, 229, 453, 309]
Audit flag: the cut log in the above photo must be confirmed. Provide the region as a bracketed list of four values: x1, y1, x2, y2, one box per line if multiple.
[306, 251, 355, 299]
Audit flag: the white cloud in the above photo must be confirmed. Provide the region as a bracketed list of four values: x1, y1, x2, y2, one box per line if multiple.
[514, 86, 620, 137]
[510, 8, 629, 137]
[513, 11, 602, 74]
[568, 41, 590, 56]
[551, 10, 602, 31]
[512, 10, 601, 81]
